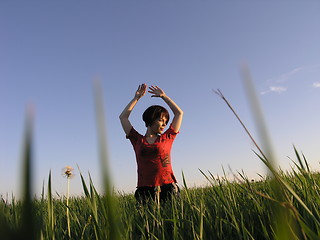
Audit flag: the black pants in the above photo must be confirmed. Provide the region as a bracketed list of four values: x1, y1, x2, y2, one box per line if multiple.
[134, 183, 180, 205]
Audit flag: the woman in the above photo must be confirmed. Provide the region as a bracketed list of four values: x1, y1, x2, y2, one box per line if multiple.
[119, 84, 183, 204]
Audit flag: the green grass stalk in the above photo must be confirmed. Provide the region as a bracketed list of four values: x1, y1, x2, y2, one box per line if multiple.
[93, 80, 121, 239]
[20, 106, 37, 240]
[47, 170, 55, 240]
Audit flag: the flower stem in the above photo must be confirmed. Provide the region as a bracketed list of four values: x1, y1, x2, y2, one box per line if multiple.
[66, 176, 71, 239]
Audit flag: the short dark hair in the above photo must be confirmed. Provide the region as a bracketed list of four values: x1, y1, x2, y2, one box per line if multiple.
[142, 105, 170, 127]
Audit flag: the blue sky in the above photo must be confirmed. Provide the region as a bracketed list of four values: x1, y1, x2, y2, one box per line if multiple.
[1, 1, 320, 198]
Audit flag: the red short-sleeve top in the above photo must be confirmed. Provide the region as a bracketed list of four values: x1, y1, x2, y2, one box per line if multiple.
[126, 125, 178, 187]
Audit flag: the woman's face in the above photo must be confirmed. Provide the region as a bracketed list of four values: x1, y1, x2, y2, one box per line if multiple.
[150, 115, 168, 134]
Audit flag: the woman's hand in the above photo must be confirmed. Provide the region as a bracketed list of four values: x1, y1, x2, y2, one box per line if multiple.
[149, 85, 183, 133]
[135, 84, 147, 100]
[148, 85, 166, 98]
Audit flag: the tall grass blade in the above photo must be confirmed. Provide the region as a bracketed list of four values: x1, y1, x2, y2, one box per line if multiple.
[47, 170, 55, 240]
[41, 180, 45, 201]
[302, 153, 310, 173]
[20, 106, 37, 240]
[213, 89, 267, 163]
[241, 64, 302, 239]
[293, 145, 306, 172]
[78, 168, 99, 239]
[0, 113, 37, 238]
[240, 64, 277, 169]
[93, 80, 121, 239]
[181, 171, 191, 205]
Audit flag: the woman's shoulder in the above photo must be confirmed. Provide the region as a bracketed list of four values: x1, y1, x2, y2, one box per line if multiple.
[161, 124, 179, 139]
[126, 126, 143, 139]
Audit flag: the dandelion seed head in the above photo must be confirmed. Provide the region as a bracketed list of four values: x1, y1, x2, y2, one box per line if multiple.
[63, 166, 74, 178]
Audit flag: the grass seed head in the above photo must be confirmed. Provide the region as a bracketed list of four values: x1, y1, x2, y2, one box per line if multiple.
[63, 166, 74, 178]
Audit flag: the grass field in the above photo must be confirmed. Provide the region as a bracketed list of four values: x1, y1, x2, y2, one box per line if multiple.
[1, 84, 319, 239]
[1, 154, 320, 240]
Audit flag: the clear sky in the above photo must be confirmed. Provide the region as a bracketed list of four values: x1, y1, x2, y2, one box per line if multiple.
[1, 1, 320, 198]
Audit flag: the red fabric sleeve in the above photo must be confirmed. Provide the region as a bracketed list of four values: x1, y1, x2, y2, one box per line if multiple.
[162, 124, 179, 140]
[126, 127, 142, 145]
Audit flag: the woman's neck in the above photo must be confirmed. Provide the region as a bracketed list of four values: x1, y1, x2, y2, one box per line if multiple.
[145, 128, 158, 137]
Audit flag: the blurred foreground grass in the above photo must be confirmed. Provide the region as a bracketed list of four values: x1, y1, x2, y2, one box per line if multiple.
[1, 155, 320, 240]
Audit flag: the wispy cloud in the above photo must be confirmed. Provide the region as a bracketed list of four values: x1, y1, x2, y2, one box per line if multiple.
[261, 64, 320, 95]
[266, 67, 304, 84]
[270, 86, 287, 93]
[313, 82, 320, 88]
[260, 86, 287, 95]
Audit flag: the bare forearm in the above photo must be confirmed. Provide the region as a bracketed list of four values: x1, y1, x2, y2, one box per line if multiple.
[120, 84, 147, 135]
[119, 97, 139, 119]
[161, 95, 183, 116]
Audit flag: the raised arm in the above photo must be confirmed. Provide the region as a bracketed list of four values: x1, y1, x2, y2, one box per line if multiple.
[148, 85, 184, 132]
[119, 84, 147, 136]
